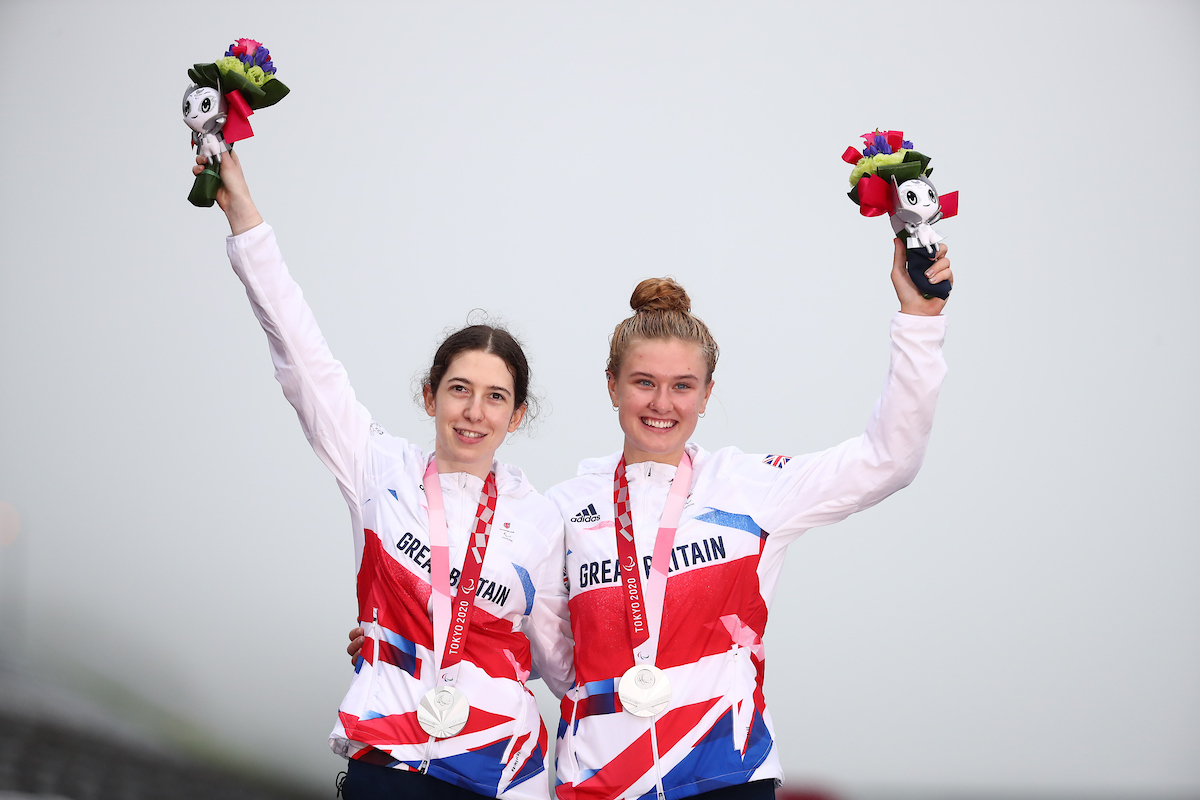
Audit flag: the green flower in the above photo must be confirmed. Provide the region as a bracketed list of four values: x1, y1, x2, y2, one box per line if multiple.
[216, 56, 248, 78]
[246, 65, 271, 86]
[849, 150, 909, 185]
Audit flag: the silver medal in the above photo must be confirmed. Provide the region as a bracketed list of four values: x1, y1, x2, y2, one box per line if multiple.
[417, 686, 470, 738]
[618, 664, 671, 718]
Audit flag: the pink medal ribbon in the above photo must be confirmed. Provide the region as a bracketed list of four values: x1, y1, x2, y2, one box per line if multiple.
[613, 452, 693, 717]
[418, 458, 498, 738]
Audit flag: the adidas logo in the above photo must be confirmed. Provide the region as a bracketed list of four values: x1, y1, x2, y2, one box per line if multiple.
[570, 503, 601, 523]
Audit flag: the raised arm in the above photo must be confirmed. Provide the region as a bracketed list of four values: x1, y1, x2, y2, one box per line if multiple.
[205, 152, 372, 506]
[754, 239, 951, 537]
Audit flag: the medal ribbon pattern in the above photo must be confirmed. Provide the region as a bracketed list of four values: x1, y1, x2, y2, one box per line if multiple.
[612, 452, 693, 664]
[424, 459, 500, 682]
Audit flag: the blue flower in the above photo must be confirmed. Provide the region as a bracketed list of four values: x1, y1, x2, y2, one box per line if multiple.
[254, 47, 271, 67]
[902, 140, 913, 149]
[864, 146, 879, 157]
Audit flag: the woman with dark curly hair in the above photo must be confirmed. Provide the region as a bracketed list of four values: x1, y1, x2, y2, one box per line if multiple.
[198, 151, 573, 800]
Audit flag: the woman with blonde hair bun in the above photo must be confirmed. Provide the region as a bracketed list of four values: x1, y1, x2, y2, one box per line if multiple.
[546, 243, 951, 800]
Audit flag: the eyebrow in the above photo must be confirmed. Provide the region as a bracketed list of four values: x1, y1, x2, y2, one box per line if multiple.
[446, 377, 512, 395]
[628, 371, 700, 382]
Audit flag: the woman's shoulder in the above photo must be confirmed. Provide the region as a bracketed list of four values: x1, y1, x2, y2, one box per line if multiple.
[545, 451, 621, 506]
[360, 423, 433, 478]
[692, 443, 813, 485]
[493, 460, 564, 528]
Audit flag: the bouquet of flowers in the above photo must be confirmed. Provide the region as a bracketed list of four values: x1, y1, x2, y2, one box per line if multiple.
[184, 39, 290, 207]
[843, 130, 958, 299]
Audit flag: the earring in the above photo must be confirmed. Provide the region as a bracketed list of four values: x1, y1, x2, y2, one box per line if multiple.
[698, 411, 706, 419]
[612, 405, 619, 411]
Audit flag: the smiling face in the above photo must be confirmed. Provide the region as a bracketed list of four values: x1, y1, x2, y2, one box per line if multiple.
[182, 86, 224, 133]
[607, 338, 714, 467]
[895, 178, 940, 223]
[422, 349, 526, 479]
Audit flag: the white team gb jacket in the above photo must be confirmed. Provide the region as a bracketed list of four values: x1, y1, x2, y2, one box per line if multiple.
[226, 223, 574, 800]
[546, 313, 947, 800]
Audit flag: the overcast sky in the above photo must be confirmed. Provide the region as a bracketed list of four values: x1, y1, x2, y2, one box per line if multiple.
[1, 1, 1197, 796]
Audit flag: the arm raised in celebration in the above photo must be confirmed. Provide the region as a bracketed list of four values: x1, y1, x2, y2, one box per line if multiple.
[209, 152, 373, 507]
[754, 240, 951, 539]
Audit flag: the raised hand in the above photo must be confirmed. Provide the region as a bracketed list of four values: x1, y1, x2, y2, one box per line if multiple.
[192, 149, 262, 235]
[892, 239, 951, 316]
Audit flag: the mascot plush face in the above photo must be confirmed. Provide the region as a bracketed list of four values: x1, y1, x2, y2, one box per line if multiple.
[183, 86, 226, 133]
[894, 177, 940, 224]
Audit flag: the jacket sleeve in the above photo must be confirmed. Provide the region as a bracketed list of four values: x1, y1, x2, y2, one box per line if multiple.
[524, 512, 575, 697]
[754, 312, 948, 540]
[226, 222, 372, 507]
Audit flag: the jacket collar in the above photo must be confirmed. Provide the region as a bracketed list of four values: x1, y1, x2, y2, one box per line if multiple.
[425, 454, 535, 499]
[575, 441, 707, 478]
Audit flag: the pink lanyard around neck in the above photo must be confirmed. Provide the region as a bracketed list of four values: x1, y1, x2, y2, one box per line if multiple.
[423, 458, 498, 686]
[613, 451, 693, 667]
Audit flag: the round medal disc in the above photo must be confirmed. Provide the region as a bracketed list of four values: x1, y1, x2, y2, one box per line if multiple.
[618, 664, 671, 718]
[417, 686, 471, 738]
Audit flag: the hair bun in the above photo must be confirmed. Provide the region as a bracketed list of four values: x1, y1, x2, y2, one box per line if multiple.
[630, 277, 691, 314]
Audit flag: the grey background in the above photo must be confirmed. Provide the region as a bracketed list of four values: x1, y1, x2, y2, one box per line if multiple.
[1, 1, 1197, 797]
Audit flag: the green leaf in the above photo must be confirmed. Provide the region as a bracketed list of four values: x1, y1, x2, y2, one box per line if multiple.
[188, 63, 221, 89]
[218, 69, 266, 102]
[255, 78, 290, 110]
[902, 149, 931, 174]
[188, 164, 222, 207]
[877, 161, 922, 184]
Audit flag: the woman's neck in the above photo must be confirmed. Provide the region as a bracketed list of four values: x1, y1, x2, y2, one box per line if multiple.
[433, 446, 493, 480]
[622, 444, 685, 467]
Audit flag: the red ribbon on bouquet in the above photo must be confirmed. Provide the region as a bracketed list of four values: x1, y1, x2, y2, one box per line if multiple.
[855, 174, 895, 217]
[938, 191, 959, 219]
[222, 90, 255, 144]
